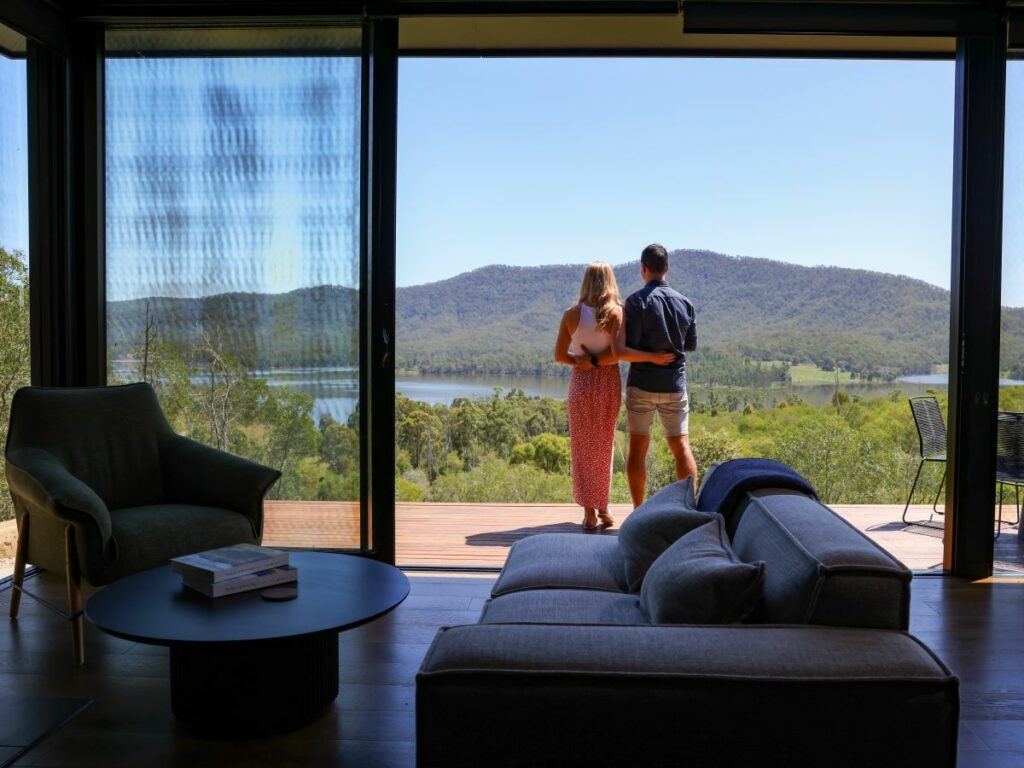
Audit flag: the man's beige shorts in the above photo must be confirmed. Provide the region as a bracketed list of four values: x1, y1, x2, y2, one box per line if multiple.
[625, 386, 690, 437]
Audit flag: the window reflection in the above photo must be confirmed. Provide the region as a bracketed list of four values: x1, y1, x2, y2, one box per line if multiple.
[105, 44, 362, 548]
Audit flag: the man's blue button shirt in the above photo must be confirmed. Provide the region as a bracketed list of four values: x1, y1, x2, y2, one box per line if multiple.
[624, 279, 698, 393]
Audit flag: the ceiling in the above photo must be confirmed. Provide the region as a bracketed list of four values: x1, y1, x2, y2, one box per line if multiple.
[399, 15, 954, 56]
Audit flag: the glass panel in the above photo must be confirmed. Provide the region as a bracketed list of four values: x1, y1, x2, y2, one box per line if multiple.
[0, 26, 28, 577]
[105, 30, 363, 550]
[998, 60, 1024, 568]
[396, 58, 953, 570]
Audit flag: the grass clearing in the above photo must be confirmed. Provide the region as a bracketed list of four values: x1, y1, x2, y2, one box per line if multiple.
[782, 363, 854, 385]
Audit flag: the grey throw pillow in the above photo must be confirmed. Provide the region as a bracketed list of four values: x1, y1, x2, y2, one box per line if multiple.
[618, 478, 710, 592]
[640, 514, 765, 625]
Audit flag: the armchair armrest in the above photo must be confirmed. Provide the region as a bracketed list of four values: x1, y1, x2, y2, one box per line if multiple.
[5, 447, 113, 544]
[161, 436, 281, 537]
[417, 624, 959, 768]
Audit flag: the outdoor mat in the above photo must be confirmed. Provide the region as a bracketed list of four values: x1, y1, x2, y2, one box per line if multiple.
[904, 520, 945, 539]
[0, 695, 91, 767]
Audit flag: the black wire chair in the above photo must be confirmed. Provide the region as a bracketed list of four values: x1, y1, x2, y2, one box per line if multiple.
[995, 411, 1024, 538]
[902, 396, 947, 525]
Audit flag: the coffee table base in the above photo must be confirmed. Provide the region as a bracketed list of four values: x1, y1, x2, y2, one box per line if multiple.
[169, 631, 339, 737]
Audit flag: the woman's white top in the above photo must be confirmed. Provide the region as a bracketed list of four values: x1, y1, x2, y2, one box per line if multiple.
[570, 302, 612, 355]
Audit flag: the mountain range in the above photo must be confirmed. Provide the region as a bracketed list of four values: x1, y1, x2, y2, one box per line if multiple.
[108, 284, 360, 370]
[107, 249, 1024, 380]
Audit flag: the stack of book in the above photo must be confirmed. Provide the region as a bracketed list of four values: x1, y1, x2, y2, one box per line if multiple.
[171, 543, 297, 598]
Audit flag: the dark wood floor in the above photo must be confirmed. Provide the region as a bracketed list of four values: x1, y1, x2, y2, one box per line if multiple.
[1, 571, 1022, 767]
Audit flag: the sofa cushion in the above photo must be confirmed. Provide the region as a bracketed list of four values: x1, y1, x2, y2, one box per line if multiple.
[618, 478, 710, 591]
[417, 625, 960, 768]
[729, 489, 911, 630]
[481, 589, 648, 626]
[640, 515, 764, 625]
[491, 534, 628, 597]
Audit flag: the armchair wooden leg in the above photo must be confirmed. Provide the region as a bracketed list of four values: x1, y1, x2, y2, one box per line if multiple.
[65, 526, 84, 666]
[9, 514, 29, 620]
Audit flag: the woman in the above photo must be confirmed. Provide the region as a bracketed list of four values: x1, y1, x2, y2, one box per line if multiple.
[554, 263, 675, 530]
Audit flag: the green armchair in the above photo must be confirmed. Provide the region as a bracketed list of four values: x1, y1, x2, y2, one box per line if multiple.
[4, 383, 281, 664]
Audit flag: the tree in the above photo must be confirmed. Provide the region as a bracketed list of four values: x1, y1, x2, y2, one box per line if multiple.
[529, 433, 570, 474]
[481, 389, 521, 458]
[261, 388, 321, 499]
[140, 299, 156, 383]
[773, 413, 860, 504]
[690, 428, 741, 469]
[447, 397, 484, 464]
[395, 396, 448, 479]
[194, 330, 249, 452]
[510, 442, 536, 466]
[427, 454, 573, 503]
[0, 247, 29, 521]
[320, 414, 359, 476]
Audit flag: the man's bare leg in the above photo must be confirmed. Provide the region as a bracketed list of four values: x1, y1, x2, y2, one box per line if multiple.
[627, 434, 651, 508]
[666, 435, 698, 487]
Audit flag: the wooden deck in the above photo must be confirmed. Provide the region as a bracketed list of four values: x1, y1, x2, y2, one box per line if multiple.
[262, 500, 1024, 571]
[0, 501, 1016, 580]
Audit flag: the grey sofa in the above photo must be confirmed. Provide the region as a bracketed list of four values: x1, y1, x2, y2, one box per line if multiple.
[417, 487, 959, 767]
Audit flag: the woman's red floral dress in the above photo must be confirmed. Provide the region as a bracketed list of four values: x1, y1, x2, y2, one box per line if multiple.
[567, 364, 620, 510]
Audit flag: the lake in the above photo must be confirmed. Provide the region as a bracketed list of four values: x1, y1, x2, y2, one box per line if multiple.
[254, 369, 997, 424]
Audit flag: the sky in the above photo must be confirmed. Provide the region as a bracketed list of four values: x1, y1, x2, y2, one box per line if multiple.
[1004, 63, 1024, 307]
[0, 55, 27, 257]
[397, 57, 958, 293]
[7, 54, 1024, 304]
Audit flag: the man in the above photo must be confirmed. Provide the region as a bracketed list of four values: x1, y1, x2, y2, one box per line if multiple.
[623, 244, 698, 507]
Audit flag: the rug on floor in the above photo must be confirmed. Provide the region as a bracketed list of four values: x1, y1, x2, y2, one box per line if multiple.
[0, 695, 91, 767]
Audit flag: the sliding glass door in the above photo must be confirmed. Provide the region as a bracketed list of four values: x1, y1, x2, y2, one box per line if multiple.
[998, 59, 1024, 566]
[104, 28, 366, 551]
[0, 23, 28, 575]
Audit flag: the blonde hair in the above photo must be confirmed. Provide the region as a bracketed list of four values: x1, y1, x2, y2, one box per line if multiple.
[578, 262, 622, 332]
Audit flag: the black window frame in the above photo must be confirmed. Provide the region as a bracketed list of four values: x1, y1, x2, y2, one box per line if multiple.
[1, 0, 1014, 576]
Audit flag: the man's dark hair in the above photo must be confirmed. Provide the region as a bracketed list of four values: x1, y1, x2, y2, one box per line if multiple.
[641, 243, 669, 275]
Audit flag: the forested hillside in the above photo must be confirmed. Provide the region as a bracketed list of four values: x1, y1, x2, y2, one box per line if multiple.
[107, 249, 1024, 380]
[397, 250, 1024, 379]
[108, 285, 359, 368]
[64, 245, 1024, 512]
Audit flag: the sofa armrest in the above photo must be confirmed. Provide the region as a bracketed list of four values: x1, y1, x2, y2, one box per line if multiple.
[417, 624, 959, 768]
[5, 447, 113, 543]
[161, 436, 281, 538]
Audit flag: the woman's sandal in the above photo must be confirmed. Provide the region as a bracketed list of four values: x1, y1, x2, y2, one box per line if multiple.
[582, 514, 599, 531]
[597, 511, 615, 527]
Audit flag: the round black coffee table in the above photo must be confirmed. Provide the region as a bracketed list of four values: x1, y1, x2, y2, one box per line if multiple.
[85, 552, 409, 736]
